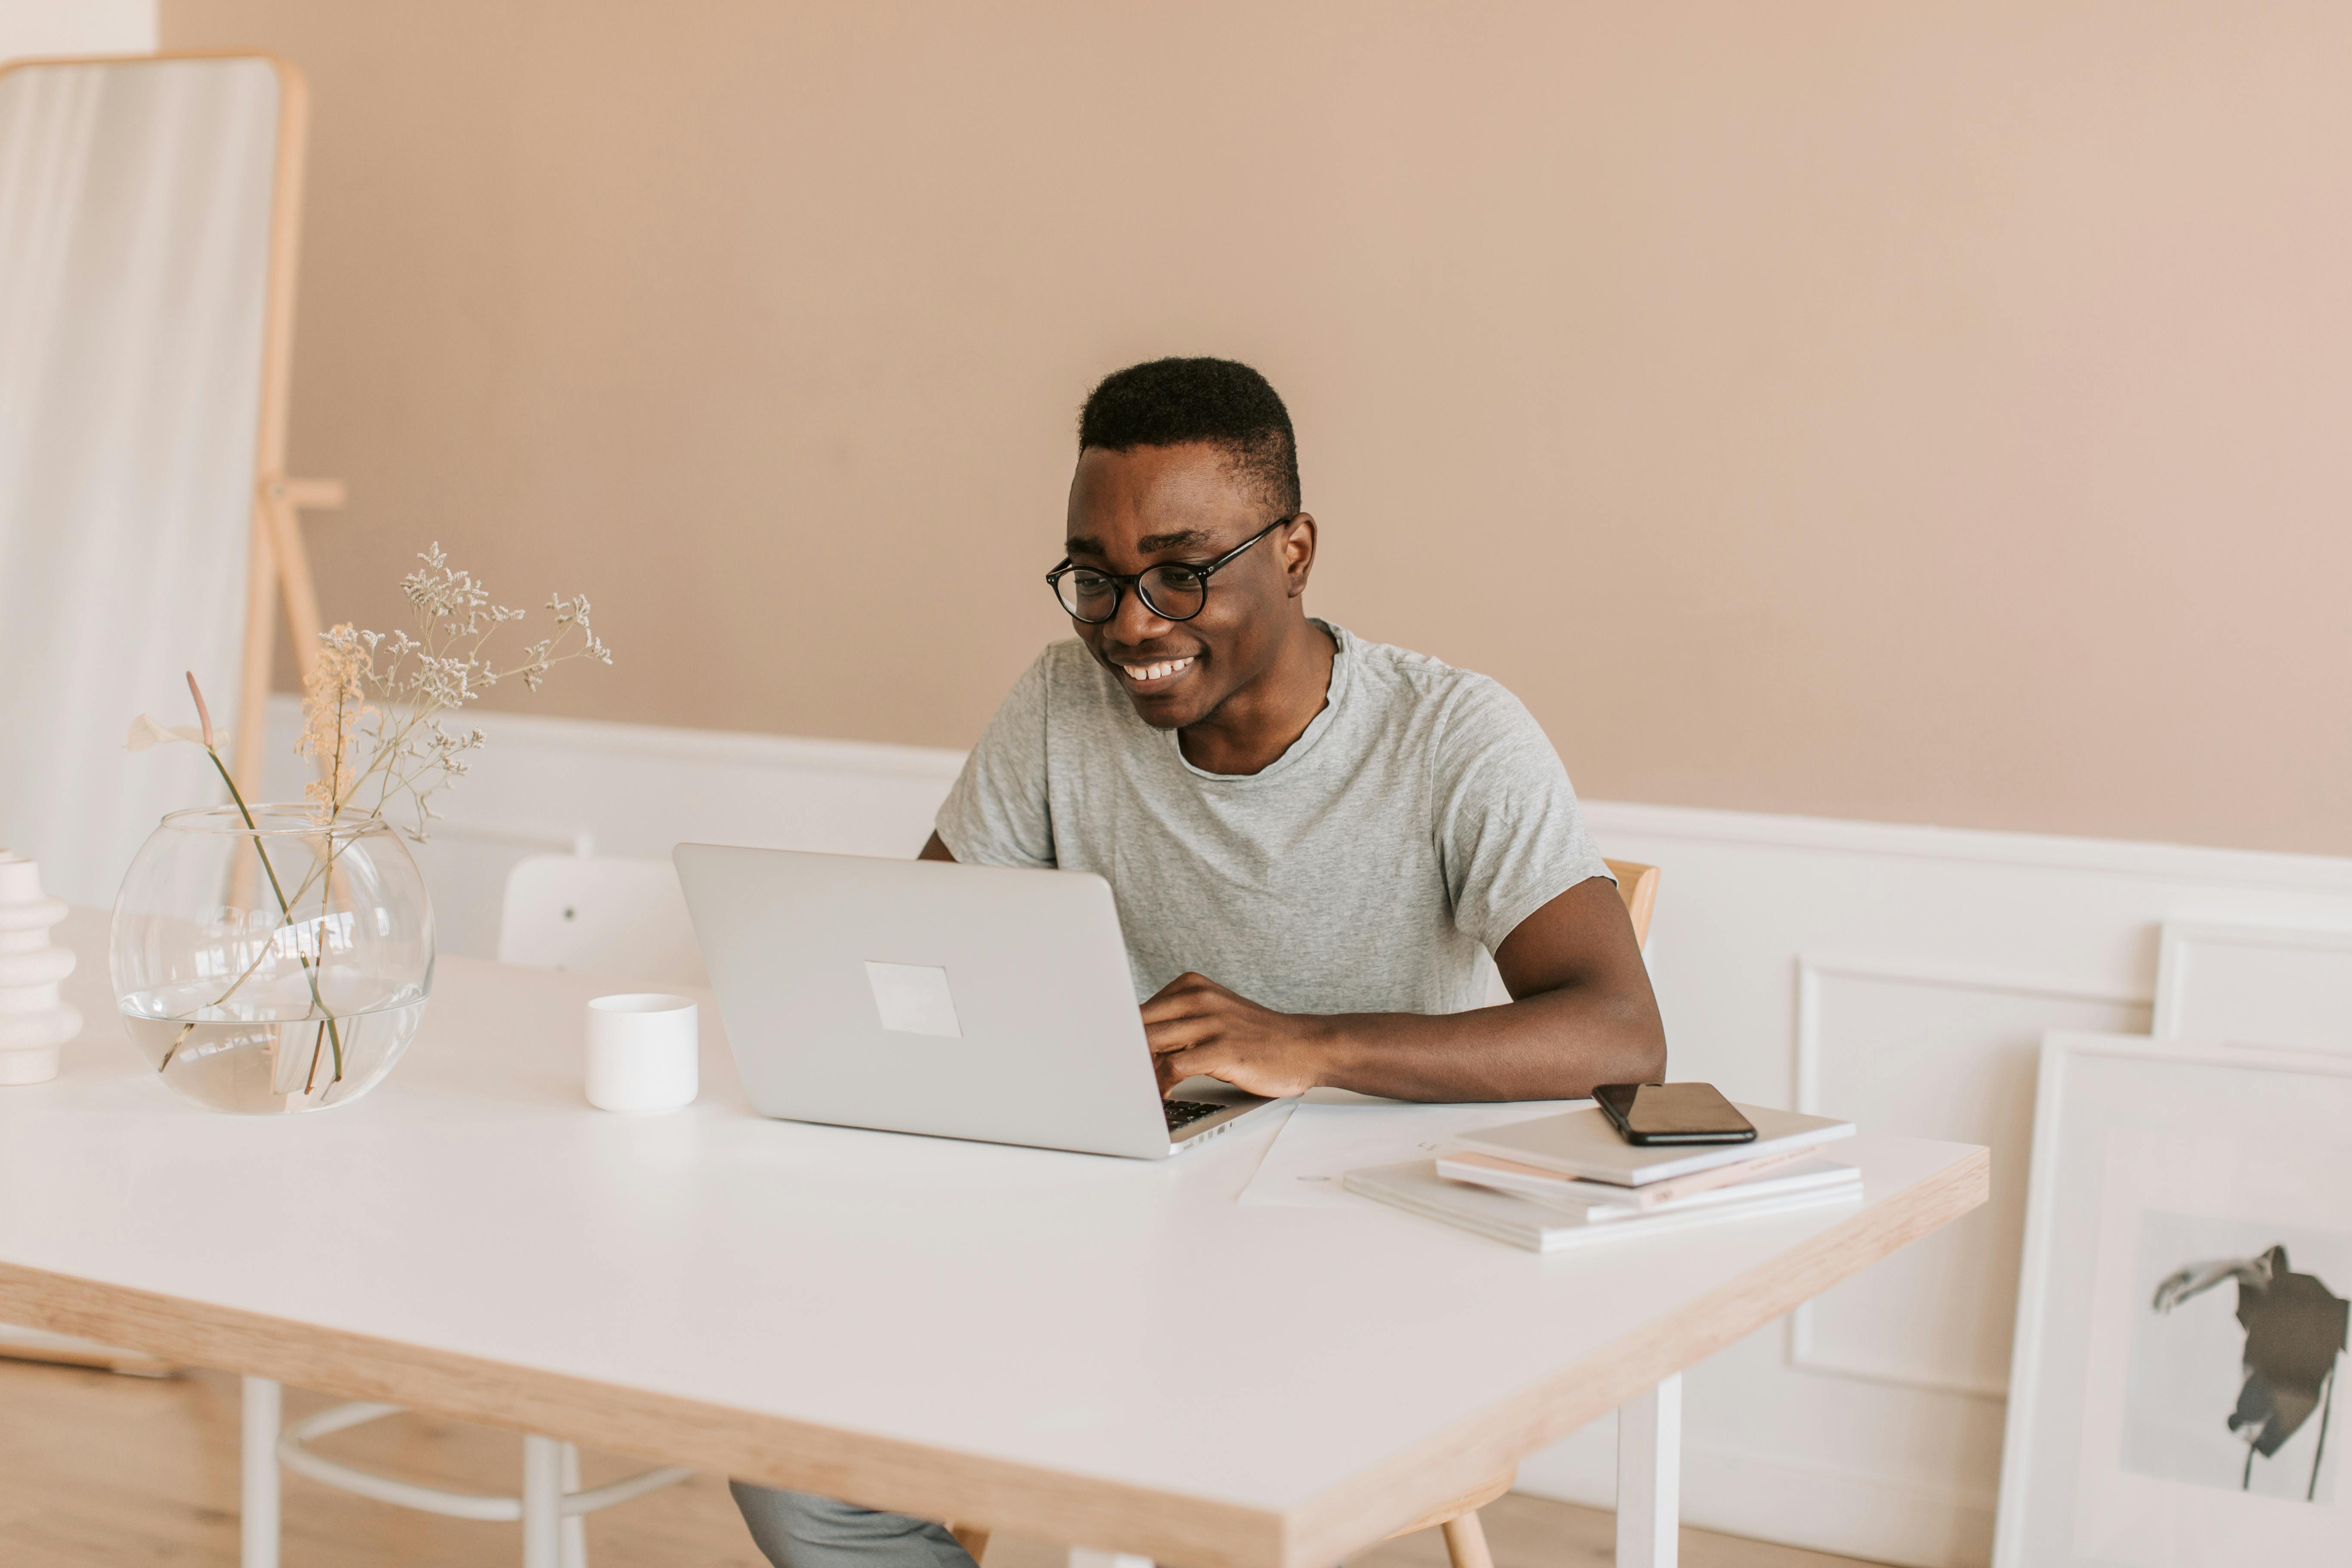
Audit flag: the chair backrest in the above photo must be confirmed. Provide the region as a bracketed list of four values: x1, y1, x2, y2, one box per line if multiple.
[1604, 858, 1660, 948]
[497, 854, 708, 988]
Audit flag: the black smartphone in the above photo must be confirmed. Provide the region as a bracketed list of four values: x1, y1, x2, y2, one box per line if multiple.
[1594, 1082, 1757, 1146]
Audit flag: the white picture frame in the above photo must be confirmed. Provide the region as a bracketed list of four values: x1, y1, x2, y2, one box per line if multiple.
[1994, 1032, 2352, 1566]
[2152, 920, 2352, 1058]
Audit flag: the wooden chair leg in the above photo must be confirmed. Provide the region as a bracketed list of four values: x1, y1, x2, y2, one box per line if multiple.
[1439, 1510, 1493, 1568]
[949, 1525, 991, 1564]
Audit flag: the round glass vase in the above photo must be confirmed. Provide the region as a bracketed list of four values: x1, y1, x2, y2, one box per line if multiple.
[110, 806, 435, 1113]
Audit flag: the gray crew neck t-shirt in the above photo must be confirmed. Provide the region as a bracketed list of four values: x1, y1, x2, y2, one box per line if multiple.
[933, 622, 1611, 1016]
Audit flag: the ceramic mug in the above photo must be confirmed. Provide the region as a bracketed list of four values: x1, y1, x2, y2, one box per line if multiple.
[584, 992, 698, 1113]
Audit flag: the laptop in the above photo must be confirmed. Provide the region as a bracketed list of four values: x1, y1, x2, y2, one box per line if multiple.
[672, 843, 1285, 1158]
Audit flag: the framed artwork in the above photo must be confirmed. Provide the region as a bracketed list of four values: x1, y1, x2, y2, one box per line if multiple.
[1995, 1033, 2350, 1566]
[2152, 920, 2352, 1058]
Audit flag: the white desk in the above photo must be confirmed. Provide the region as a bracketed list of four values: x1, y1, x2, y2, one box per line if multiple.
[2, 911, 1985, 1568]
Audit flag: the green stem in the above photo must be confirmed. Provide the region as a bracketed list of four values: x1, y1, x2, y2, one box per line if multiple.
[159, 749, 345, 1089]
[196, 854, 330, 1005]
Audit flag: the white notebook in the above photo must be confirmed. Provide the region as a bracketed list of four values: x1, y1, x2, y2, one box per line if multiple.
[1341, 1158, 1864, 1253]
[1437, 1152, 1859, 1219]
[1448, 1101, 1853, 1186]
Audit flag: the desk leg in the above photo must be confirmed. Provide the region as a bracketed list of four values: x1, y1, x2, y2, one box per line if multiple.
[1614, 1373, 1681, 1568]
[1068, 1549, 1153, 1568]
[559, 1441, 588, 1568]
[241, 1376, 281, 1568]
[523, 1434, 564, 1568]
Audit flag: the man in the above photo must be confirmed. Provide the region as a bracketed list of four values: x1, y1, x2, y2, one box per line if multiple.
[733, 356, 1664, 1568]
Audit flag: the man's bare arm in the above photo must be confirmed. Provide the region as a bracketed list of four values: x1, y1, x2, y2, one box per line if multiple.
[1144, 875, 1666, 1101]
[918, 832, 955, 862]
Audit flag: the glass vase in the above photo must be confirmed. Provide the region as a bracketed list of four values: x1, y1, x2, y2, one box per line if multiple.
[110, 806, 435, 1113]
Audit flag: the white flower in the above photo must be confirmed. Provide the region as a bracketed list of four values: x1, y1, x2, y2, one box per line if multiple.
[126, 715, 227, 752]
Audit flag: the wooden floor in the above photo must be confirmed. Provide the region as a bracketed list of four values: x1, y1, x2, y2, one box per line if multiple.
[0, 1356, 1883, 1568]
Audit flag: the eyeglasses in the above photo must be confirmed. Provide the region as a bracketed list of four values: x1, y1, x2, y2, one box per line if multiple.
[1046, 514, 1298, 625]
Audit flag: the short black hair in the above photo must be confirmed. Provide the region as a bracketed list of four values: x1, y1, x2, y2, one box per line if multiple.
[1077, 357, 1301, 512]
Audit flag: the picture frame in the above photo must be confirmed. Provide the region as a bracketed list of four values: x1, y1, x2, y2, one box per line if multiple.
[2152, 920, 2352, 1058]
[1994, 1032, 2351, 1565]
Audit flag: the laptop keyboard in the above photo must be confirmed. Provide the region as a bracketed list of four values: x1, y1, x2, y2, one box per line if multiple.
[1163, 1099, 1225, 1133]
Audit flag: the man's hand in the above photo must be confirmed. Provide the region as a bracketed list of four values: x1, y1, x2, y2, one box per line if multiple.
[1141, 972, 1335, 1098]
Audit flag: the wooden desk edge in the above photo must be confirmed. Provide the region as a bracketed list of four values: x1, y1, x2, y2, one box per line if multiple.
[0, 1145, 1987, 1568]
[0, 1261, 1281, 1568]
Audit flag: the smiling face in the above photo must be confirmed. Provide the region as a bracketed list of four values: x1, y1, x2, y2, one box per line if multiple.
[1062, 442, 1316, 732]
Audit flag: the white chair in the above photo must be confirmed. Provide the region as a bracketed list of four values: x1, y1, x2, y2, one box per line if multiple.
[247, 857, 707, 1568]
[498, 854, 708, 988]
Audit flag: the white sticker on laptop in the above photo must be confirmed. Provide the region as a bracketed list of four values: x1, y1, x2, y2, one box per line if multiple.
[863, 961, 964, 1039]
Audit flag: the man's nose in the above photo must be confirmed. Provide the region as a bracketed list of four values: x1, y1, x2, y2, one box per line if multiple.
[1110, 579, 1173, 645]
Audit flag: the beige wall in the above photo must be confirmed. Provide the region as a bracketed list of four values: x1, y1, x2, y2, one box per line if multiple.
[162, 1, 2352, 855]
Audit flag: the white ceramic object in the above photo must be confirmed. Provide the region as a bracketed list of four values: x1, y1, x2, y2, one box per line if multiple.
[0, 852, 81, 1084]
[583, 992, 698, 1112]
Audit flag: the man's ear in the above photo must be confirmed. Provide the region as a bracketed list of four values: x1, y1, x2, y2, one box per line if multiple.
[1281, 514, 1317, 597]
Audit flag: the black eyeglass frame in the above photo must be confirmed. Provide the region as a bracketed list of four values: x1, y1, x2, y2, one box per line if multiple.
[1045, 513, 1300, 625]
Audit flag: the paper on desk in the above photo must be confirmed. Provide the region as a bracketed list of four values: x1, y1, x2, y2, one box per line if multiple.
[1236, 1089, 1591, 1209]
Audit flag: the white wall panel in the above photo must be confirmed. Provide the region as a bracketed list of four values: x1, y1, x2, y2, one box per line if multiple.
[259, 704, 2352, 1567]
[2152, 919, 2352, 1054]
[261, 700, 964, 959]
[1792, 959, 2146, 1401]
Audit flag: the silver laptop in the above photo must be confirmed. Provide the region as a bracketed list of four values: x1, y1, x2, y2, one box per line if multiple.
[672, 844, 1283, 1158]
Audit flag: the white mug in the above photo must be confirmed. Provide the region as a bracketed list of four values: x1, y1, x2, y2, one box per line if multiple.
[584, 993, 699, 1113]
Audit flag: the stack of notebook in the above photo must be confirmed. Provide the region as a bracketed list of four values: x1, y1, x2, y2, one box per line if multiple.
[1340, 1101, 1862, 1253]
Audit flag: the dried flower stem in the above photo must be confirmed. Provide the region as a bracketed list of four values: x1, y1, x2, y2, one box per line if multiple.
[298, 545, 611, 840]
[138, 548, 612, 1098]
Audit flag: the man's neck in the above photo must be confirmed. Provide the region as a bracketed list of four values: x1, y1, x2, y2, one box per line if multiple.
[1175, 617, 1338, 776]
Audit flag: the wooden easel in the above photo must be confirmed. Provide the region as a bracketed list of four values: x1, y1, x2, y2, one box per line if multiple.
[222, 51, 344, 799]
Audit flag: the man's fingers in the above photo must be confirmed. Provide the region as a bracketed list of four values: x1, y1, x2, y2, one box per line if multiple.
[1142, 971, 1212, 1000]
[1140, 972, 1228, 1010]
[1139, 997, 1220, 1025]
[1144, 1012, 1224, 1054]
[1155, 1045, 1232, 1087]
[1140, 990, 1240, 1028]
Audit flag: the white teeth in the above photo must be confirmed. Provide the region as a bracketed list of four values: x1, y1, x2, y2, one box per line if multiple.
[1122, 658, 1192, 682]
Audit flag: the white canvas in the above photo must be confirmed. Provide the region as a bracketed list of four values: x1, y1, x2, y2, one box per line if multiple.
[0, 57, 278, 908]
[1996, 1034, 2352, 1567]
